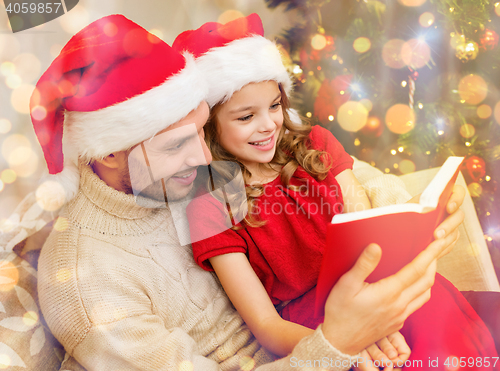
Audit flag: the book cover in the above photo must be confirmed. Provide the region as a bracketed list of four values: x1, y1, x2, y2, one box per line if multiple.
[315, 157, 465, 317]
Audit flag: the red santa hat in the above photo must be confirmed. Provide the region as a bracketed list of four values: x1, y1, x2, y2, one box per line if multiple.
[30, 14, 207, 204]
[172, 13, 292, 108]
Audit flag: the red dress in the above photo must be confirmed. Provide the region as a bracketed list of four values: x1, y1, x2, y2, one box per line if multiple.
[188, 126, 499, 370]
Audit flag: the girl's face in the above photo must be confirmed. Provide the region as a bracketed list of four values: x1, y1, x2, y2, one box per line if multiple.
[216, 81, 284, 172]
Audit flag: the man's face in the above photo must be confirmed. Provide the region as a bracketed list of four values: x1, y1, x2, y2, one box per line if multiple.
[126, 101, 212, 203]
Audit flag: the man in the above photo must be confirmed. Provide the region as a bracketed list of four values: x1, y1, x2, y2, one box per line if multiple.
[34, 15, 464, 370]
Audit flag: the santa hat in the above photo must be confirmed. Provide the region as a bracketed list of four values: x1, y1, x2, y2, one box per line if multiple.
[30, 14, 208, 204]
[172, 13, 292, 108]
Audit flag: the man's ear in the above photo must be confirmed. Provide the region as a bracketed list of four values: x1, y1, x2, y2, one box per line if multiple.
[94, 153, 123, 169]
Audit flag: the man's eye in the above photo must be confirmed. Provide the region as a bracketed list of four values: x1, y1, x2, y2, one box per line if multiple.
[238, 115, 252, 122]
[165, 142, 184, 152]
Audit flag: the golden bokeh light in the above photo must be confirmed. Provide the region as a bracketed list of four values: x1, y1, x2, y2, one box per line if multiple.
[353, 37, 371, 53]
[385, 104, 415, 134]
[148, 29, 163, 43]
[458, 74, 488, 105]
[398, 0, 426, 6]
[60, 5, 89, 34]
[178, 361, 194, 371]
[399, 159, 416, 174]
[468, 182, 482, 197]
[0, 260, 19, 292]
[240, 356, 256, 371]
[0, 119, 11, 134]
[496, 2, 500, 16]
[419, 12, 435, 27]
[113, 307, 128, 321]
[360, 99, 373, 112]
[13, 53, 41, 84]
[477, 104, 492, 119]
[450, 33, 466, 49]
[337, 101, 369, 132]
[401, 38, 431, 69]
[382, 39, 406, 69]
[0, 354, 10, 369]
[54, 217, 69, 232]
[217, 10, 244, 25]
[466, 243, 481, 257]
[311, 34, 327, 50]
[2, 134, 31, 160]
[22, 311, 38, 326]
[494, 101, 500, 124]
[1, 169, 16, 184]
[5, 75, 22, 89]
[56, 268, 71, 283]
[459, 124, 475, 138]
[0, 62, 15, 76]
[11, 84, 35, 115]
[36, 181, 66, 211]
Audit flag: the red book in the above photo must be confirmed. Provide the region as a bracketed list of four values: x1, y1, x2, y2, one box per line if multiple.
[315, 156, 465, 316]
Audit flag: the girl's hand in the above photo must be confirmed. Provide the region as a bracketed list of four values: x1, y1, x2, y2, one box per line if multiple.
[354, 332, 410, 371]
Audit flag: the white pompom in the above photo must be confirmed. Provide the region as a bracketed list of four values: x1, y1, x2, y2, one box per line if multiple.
[36, 164, 80, 211]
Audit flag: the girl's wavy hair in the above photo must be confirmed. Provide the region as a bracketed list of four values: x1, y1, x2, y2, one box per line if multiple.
[205, 83, 333, 229]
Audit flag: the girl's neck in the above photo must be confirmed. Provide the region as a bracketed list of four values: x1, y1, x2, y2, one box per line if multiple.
[245, 162, 282, 185]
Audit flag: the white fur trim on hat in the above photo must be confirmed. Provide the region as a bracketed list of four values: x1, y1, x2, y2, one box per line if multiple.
[196, 36, 293, 107]
[64, 53, 208, 163]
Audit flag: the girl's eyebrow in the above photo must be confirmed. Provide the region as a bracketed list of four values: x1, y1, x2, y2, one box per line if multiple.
[228, 93, 282, 114]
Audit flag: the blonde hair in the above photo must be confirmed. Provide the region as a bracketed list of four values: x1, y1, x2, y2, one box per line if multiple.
[205, 84, 332, 228]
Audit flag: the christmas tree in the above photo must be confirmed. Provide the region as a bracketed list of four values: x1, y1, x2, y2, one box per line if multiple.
[265, 0, 500, 276]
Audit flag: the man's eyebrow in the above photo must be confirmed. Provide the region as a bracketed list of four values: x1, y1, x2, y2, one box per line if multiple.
[228, 93, 282, 115]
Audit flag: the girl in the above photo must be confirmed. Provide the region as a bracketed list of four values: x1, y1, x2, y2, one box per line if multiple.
[177, 14, 499, 370]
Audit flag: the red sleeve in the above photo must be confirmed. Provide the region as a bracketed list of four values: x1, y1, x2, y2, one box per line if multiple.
[186, 192, 247, 271]
[308, 125, 353, 177]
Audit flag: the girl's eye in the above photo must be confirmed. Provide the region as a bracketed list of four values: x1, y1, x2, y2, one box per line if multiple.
[238, 114, 253, 122]
[271, 102, 281, 110]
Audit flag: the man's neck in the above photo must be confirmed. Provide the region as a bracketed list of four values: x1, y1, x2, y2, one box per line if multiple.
[91, 162, 128, 194]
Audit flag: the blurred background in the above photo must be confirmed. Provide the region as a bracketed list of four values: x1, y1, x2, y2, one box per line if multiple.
[0, 0, 499, 274]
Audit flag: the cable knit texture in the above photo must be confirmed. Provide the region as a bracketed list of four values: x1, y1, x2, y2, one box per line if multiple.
[38, 163, 358, 371]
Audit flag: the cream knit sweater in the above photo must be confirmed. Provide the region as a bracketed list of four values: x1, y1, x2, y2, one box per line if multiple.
[39, 163, 407, 371]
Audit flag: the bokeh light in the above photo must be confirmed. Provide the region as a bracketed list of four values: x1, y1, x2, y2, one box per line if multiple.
[11, 84, 35, 114]
[311, 34, 327, 50]
[178, 360, 194, 371]
[450, 33, 466, 49]
[60, 5, 89, 34]
[419, 12, 435, 27]
[31, 105, 47, 121]
[398, 0, 426, 6]
[217, 10, 244, 24]
[459, 124, 475, 138]
[401, 38, 431, 69]
[337, 101, 369, 132]
[240, 356, 256, 371]
[353, 37, 371, 53]
[0, 61, 15, 76]
[0, 180, 4, 193]
[385, 104, 415, 134]
[2, 134, 31, 161]
[399, 159, 416, 174]
[360, 99, 373, 112]
[23, 311, 38, 326]
[0, 260, 19, 292]
[477, 104, 492, 119]
[466, 243, 481, 257]
[458, 74, 488, 105]
[382, 39, 406, 69]
[149, 29, 164, 42]
[468, 182, 482, 197]
[0, 354, 10, 369]
[1, 170, 16, 184]
[56, 268, 71, 283]
[496, 2, 500, 16]
[5, 75, 22, 89]
[0, 119, 11, 134]
[0, 35, 21, 61]
[36, 181, 66, 211]
[12, 54, 41, 84]
[53, 217, 69, 232]
[494, 101, 500, 124]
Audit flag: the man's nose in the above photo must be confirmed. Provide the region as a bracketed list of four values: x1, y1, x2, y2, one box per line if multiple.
[186, 136, 212, 167]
